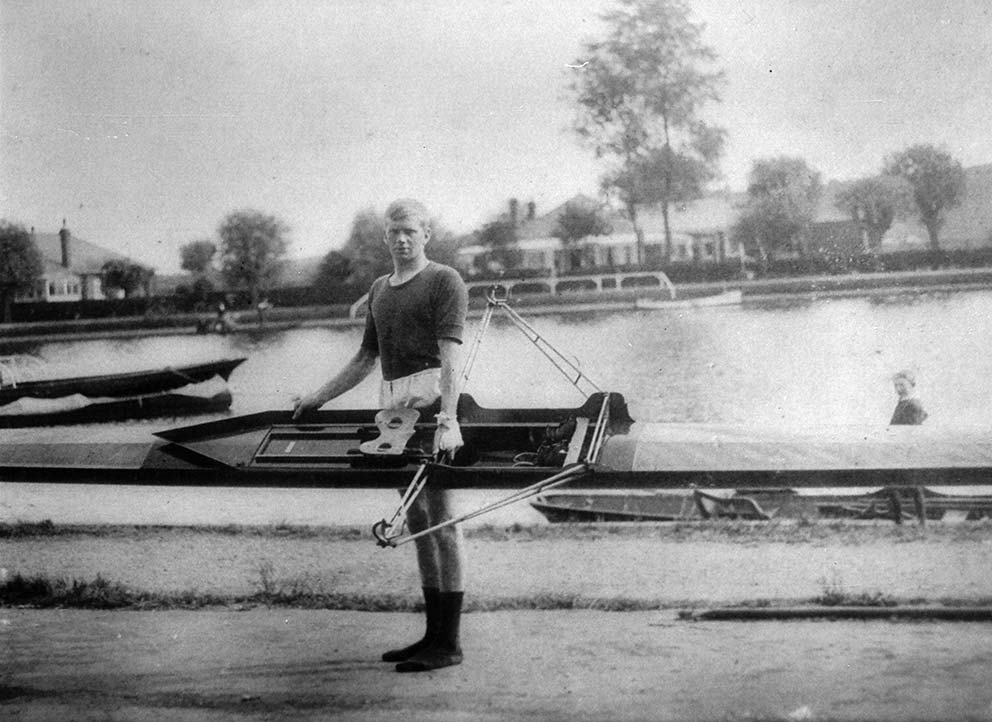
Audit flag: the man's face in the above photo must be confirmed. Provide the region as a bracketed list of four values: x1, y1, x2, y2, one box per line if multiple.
[384, 215, 430, 263]
[893, 378, 912, 398]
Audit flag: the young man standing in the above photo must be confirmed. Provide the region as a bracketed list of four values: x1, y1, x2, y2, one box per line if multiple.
[293, 198, 468, 672]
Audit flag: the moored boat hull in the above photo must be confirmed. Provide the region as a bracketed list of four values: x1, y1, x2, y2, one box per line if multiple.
[0, 358, 246, 403]
[0, 388, 233, 428]
[634, 289, 743, 310]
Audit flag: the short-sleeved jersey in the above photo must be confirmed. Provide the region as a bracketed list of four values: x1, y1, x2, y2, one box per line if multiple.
[360, 262, 468, 381]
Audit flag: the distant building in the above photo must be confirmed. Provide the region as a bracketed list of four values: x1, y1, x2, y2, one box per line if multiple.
[457, 192, 746, 276]
[15, 221, 134, 303]
[458, 163, 992, 276]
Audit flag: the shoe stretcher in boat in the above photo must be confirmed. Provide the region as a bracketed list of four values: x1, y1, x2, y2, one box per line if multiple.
[2, 391, 992, 490]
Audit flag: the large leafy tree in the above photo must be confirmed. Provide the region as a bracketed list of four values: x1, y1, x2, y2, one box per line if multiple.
[883, 144, 966, 253]
[834, 175, 914, 251]
[0, 221, 43, 322]
[100, 259, 155, 299]
[569, 0, 725, 264]
[311, 250, 353, 302]
[218, 210, 288, 306]
[732, 157, 822, 264]
[337, 208, 391, 291]
[179, 239, 217, 275]
[552, 200, 612, 271]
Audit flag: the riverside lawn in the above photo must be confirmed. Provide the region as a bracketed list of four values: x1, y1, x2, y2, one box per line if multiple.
[3, 520, 992, 611]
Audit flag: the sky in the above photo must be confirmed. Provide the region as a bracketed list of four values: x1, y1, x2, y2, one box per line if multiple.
[2, 0, 991, 273]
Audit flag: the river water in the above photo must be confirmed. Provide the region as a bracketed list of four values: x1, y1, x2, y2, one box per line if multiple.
[3, 288, 992, 526]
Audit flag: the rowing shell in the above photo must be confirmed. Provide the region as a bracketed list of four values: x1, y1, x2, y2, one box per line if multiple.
[2, 392, 991, 490]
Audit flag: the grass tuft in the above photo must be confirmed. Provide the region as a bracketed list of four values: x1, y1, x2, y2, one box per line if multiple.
[1, 573, 134, 608]
[0, 520, 58, 538]
[813, 574, 897, 607]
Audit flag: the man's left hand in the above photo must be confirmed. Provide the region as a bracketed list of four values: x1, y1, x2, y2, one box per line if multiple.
[434, 414, 463, 454]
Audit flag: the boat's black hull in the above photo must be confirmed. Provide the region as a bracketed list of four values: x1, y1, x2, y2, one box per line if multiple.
[0, 358, 246, 403]
[2, 392, 992, 493]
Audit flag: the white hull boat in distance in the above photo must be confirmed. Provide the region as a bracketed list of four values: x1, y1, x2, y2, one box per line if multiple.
[634, 289, 743, 311]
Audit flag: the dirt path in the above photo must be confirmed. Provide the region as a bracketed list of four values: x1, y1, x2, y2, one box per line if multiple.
[3, 608, 992, 721]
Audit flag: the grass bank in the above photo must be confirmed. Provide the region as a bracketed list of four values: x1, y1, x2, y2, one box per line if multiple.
[4, 519, 992, 612]
[4, 569, 991, 613]
[5, 518, 992, 543]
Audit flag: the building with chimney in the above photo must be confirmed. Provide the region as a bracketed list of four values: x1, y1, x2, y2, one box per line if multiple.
[15, 221, 133, 302]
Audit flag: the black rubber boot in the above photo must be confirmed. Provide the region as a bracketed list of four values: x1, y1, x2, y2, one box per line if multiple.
[382, 587, 441, 662]
[396, 591, 463, 673]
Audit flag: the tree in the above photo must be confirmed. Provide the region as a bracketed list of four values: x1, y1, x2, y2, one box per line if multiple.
[732, 157, 822, 264]
[316, 250, 352, 284]
[338, 209, 391, 291]
[552, 200, 612, 271]
[424, 224, 463, 271]
[0, 221, 43, 322]
[478, 219, 521, 272]
[834, 175, 914, 251]
[569, 0, 725, 264]
[883, 144, 966, 253]
[101, 259, 154, 299]
[312, 250, 353, 302]
[179, 239, 217, 275]
[218, 210, 289, 306]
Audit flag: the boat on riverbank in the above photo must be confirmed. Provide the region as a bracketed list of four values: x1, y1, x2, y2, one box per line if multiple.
[0, 357, 244, 427]
[532, 486, 992, 523]
[0, 357, 245, 403]
[3, 392, 992, 502]
[0, 383, 234, 428]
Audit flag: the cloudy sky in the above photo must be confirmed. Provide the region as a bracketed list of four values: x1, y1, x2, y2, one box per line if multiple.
[2, 0, 991, 272]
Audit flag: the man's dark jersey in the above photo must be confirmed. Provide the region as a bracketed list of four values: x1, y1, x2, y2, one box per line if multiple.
[360, 262, 468, 381]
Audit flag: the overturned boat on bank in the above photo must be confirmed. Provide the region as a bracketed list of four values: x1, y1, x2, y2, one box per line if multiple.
[0, 358, 246, 427]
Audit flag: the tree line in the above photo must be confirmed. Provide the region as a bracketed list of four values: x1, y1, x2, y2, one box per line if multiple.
[564, 0, 966, 270]
[0, 0, 975, 323]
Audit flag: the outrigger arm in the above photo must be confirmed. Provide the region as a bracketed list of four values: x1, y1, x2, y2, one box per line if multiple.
[371, 284, 610, 547]
[371, 462, 591, 547]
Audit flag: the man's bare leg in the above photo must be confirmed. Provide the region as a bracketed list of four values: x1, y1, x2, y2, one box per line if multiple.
[408, 493, 441, 587]
[428, 488, 464, 591]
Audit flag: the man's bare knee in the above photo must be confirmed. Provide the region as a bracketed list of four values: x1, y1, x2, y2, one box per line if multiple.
[406, 495, 430, 533]
[432, 523, 462, 554]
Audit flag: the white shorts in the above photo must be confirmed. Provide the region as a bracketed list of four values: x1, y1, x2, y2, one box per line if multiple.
[379, 368, 441, 410]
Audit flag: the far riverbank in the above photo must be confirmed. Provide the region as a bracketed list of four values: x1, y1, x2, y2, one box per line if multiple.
[3, 266, 992, 347]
